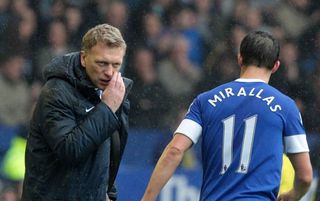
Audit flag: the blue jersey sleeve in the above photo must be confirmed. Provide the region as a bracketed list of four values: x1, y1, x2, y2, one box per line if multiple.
[175, 97, 203, 144]
[283, 100, 309, 153]
[185, 96, 203, 126]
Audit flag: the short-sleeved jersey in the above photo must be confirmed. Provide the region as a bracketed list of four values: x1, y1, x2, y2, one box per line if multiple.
[175, 79, 309, 201]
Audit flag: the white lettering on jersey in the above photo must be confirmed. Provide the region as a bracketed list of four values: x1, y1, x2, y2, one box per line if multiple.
[208, 87, 282, 112]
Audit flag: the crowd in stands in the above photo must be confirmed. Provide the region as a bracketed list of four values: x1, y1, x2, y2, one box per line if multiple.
[0, 0, 320, 200]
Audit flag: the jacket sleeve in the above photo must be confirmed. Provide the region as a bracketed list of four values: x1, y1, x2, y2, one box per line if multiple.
[38, 83, 120, 163]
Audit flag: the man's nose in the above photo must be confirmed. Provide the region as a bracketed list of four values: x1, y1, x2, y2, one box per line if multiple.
[103, 66, 114, 77]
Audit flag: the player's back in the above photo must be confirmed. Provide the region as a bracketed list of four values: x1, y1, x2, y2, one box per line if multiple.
[187, 79, 302, 201]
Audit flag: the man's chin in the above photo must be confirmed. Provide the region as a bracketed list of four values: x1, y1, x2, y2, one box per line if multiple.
[98, 86, 107, 90]
[97, 82, 108, 90]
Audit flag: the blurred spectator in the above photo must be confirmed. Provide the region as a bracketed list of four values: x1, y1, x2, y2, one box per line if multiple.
[270, 25, 287, 43]
[244, 7, 271, 32]
[0, 0, 10, 36]
[214, 53, 239, 84]
[65, 0, 86, 8]
[0, 136, 26, 201]
[128, 47, 169, 128]
[38, 0, 67, 24]
[137, 12, 172, 59]
[227, 0, 250, 27]
[146, 0, 177, 25]
[199, 24, 246, 91]
[229, 24, 247, 54]
[82, 0, 110, 30]
[104, 1, 129, 36]
[0, 53, 31, 197]
[249, 0, 279, 9]
[0, 54, 31, 127]
[65, 4, 84, 49]
[141, 12, 163, 49]
[10, 0, 30, 17]
[299, 27, 320, 76]
[35, 19, 75, 81]
[0, 0, 14, 55]
[171, 4, 205, 66]
[128, 0, 176, 44]
[50, 0, 67, 18]
[35, 0, 68, 48]
[270, 39, 301, 94]
[303, 67, 320, 133]
[2, 8, 38, 83]
[274, 0, 313, 38]
[0, 186, 18, 201]
[157, 35, 202, 123]
[280, 39, 301, 83]
[193, 0, 215, 48]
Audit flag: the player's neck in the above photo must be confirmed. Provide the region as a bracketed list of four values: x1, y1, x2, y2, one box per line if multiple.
[240, 65, 272, 83]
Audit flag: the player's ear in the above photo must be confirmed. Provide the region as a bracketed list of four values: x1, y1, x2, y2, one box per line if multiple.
[80, 50, 86, 68]
[237, 54, 243, 66]
[271, 60, 280, 74]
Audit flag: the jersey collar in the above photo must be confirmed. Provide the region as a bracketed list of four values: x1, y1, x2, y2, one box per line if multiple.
[235, 78, 266, 83]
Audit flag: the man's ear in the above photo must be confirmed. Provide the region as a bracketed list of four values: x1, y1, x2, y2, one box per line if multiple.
[237, 54, 243, 66]
[271, 60, 280, 74]
[80, 51, 86, 68]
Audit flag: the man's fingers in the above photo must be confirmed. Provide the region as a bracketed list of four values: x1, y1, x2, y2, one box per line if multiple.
[116, 72, 121, 88]
[109, 71, 117, 87]
[116, 72, 125, 90]
[115, 72, 120, 87]
[119, 73, 125, 89]
[107, 71, 125, 90]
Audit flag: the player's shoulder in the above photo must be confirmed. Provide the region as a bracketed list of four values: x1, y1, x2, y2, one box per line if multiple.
[266, 84, 296, 105]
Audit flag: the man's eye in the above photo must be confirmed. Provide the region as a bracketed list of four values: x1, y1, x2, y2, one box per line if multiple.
[97, 62, 106, 67]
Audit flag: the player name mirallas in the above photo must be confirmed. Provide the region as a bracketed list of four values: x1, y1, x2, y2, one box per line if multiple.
[208, 87, 281, 112]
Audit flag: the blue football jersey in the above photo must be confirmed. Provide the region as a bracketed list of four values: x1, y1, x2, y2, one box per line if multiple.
[175, 79, 309, 201]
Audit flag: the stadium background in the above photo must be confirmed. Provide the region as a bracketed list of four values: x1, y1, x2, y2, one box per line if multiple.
[0, 0, 319, 200]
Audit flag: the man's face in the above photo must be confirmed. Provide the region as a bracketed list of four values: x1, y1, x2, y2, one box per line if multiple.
[80, 41, 125, 90]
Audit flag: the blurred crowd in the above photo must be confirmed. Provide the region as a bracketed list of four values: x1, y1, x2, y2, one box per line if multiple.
[0, 0, 320, 200]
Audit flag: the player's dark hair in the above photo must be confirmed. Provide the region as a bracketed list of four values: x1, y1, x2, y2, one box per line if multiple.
[240, 31, 280, 70]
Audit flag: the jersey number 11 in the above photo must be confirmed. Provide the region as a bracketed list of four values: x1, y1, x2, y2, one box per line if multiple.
[221, 115, 258, 174]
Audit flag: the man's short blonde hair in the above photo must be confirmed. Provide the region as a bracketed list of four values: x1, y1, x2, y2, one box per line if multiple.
[81, 24, 126, 52]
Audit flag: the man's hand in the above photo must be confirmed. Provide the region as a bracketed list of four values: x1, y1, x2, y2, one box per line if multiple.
[101, 72, 125, 113]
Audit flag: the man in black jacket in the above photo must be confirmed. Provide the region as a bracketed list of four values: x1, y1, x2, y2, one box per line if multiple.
[21, 24, 132, 201]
